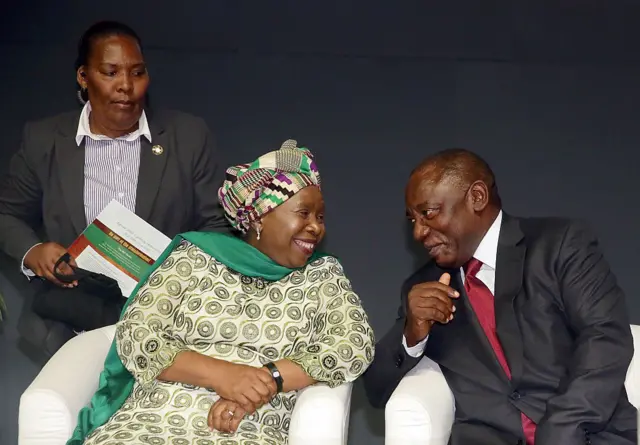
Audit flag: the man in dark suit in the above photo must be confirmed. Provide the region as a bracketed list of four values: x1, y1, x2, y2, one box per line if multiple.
[363, 148, 637, 444]
[0, 21, 230, 360]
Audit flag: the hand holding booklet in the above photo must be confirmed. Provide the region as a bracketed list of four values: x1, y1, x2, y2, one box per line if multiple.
[67, 200, 171, 298]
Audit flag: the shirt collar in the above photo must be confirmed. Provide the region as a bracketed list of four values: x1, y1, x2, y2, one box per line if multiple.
[75, 101, 152, 146]
[472, 210, 503, 270]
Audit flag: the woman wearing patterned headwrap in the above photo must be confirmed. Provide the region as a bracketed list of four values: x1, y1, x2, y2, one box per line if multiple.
[70, 140, 375, 445]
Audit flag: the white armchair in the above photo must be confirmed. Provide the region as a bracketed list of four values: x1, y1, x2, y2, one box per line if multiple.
[385, 324, 640, 445]
[18, 325, 354, 445]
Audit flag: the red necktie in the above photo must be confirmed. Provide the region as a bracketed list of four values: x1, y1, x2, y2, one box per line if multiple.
[464, 258, 536, 445]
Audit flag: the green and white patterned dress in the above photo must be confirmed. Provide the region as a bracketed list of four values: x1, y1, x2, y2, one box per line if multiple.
[83, 240, 375, 445]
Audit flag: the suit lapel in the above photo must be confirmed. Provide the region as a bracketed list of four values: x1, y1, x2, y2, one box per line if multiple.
[135, 111, 168, 221]
[55, 113, 87, 235]
[450, 270, 511, 382]
[494, 213, 526, 387]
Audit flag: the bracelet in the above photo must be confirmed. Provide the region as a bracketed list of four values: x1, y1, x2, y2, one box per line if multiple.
[263, 362, 283, 393]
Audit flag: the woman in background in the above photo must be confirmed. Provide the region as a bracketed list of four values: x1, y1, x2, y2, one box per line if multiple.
[71, 140, 375, 445]
[0, 20, 229, 357]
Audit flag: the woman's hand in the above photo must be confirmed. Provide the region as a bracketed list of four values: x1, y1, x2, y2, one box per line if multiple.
[24, 242, 78, 287]
[208, 398, 246, 433]
[214, 362, 277, 413]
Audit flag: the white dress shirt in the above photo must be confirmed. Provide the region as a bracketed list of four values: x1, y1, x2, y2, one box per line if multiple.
[403, 210, 503, 357]
[21, 102, 151, 277]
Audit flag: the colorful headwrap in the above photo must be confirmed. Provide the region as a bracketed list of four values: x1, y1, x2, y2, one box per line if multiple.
[218, 139, 321, 233]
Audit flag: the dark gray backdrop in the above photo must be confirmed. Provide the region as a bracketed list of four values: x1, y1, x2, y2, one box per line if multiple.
[1, 2, 640, 444]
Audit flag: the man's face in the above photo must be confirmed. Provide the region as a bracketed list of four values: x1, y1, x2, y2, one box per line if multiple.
[405, 171, 479, 268]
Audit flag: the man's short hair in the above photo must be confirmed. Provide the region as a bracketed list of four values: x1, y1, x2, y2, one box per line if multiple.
[412, 148, 501, 206]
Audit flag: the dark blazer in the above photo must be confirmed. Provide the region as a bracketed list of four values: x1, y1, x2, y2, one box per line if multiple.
[363, 214, 637, 445]
[0, 109, 230, 263]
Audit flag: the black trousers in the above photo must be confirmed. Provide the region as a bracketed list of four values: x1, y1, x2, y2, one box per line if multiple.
[18, 279, 123, 362]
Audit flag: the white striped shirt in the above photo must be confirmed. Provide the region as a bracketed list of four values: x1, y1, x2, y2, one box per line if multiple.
[77, 102, 151, 224]
[21, 102, 152, 277]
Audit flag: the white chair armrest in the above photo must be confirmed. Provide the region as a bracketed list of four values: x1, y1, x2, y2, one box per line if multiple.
[19, 325, 116, 445]
[289, 382, 353, 445]
[20, 326, 354, 445]
[625, 325, 640, 408]
[385, 356, 455, 445]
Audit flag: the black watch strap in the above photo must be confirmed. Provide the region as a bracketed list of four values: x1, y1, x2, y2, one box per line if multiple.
[264, 362, 283, 393]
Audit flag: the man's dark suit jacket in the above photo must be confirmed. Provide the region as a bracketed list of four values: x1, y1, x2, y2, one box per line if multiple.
[0, 109, 231, 360]
[363, 214, 637, 445]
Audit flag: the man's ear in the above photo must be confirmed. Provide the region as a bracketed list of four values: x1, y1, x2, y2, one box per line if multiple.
[468, 181, 489, 212]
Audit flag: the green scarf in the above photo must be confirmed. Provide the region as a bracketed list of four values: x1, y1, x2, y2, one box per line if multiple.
[67, 231, 325, 445]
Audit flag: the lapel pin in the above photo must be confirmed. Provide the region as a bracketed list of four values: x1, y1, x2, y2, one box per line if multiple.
[151, 145, 164, 156]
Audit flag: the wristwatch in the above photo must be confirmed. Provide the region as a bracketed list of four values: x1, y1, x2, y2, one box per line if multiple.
[264, 362, 284, 393]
